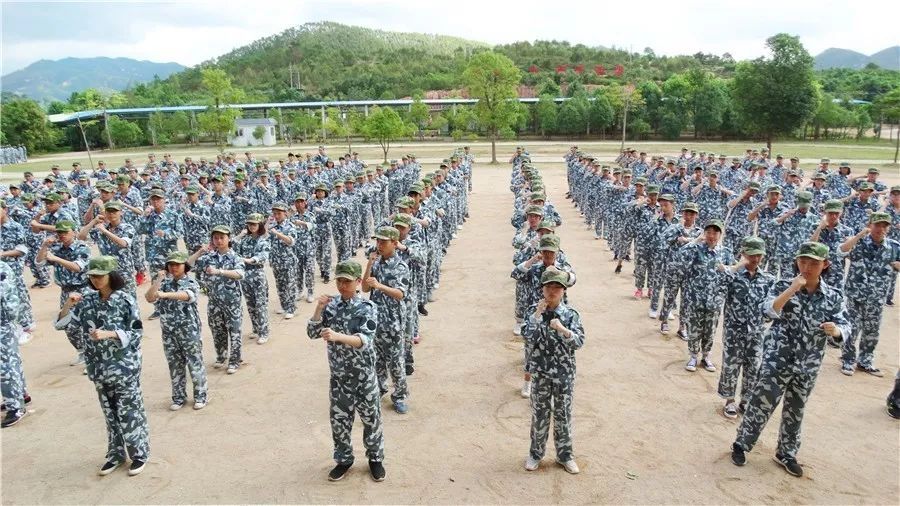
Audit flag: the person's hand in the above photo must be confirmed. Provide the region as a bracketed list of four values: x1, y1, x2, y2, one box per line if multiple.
[66, 292, 83, 305]
[89, 328, 113, 341]
[535, 299, 548, 315]
[157, 269, 167, 280]
[205, 266, 218, 276]
[155, 230, 165, 238]
[364, 277, 378, 290]
[43, 236, 57, 245]
[320, 327, 337, 342]
[715, 262, 726, 272]
[45, 252, 59, 263]
[368, 252, 378, 262]
[197, 243, 210, 253]
[96, 222, 107, 233]
[820, 322, 840, 337]
[316, 295, 330, 310]
[790, 274, 807, 291]
[549, 318, 566, 333]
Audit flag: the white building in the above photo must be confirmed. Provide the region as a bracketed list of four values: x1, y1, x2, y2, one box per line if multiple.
[229, 118, 278, 147]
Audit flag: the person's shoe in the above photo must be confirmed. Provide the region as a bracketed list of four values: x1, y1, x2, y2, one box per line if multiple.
[731, 443, 746, 466]
[128, 459, 147, 476]
[427, 293, 436, 303]
[136, 271, 146, 286]
[148, 310, 160, 320]
[306, 295, 314, 303]
[413, 335, 421, 345]
[368, 460, 386, 482]
[226, 365, 238, 375]
[169, 402, 184, 411]
[685, 357, 698, 372]
[394, 401, 408, 414]
[886, 299, 895, 307]
[524, 456, 540, 471]
[648, 309, 659, 319]
[660, 322, 670, 334]
[614, 264, 622, 274]
[888, 400, 900, 420]
[18, 330, 32, 345]
[624, 254, 632, 262]
[724, 401, 738, 419]
[328, 462, 353, 481]
[677, 326, 689, 341]
[275, 308, 285, 315]
[701, 358, 716, 372]
[521, 380, 532, 398]
[434, 283, 440, 290]
[633, 289, 643, 300]
[98, 460, 121, 476]
[405, 363, 414, 376]
[513, 324, 521, 336]
[668, 313, 675, 321]
[82, 367, 87, 375]
[70, 352, 85, 366]
[556, 459, 580, 474]
[841, 363, 855, 376]
[857, 364, 885, 377]
[773, 453, 803, 477]
[738, 400, 748, 414]
[1, 410, 26, 428]
[417, 304, 428, 316]
[284, 313, 294, 320]
[193, 401, 207, 410]
[257, 336, 269, 345]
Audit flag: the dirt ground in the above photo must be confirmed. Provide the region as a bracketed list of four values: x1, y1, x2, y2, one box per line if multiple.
[2, 146, 899, 504]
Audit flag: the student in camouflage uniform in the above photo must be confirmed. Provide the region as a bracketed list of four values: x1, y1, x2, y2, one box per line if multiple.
[731, 242, 851, 478]
[748, 186, 787, 273]
[658, 202, 702, 335]
[30, 192, 76, 287]
[267, 203, 298, 319]
[310, 184, 335, 282]
[392, 213, 427, 375]
[718, 237, 776, 418]
[291, 193, 317, 303]
[677, 219, 734, 372]
[190, 226, 246, 374]
[630, 184, 661, 298]
[838, 213, 900, 377]
[234, 214, 271, 344]
[140, 189, 183, 319]
[809, 200, 854, 294]
[18, 195, 51, 288]
[522, 267, 584, 475]
[363, 226, 411, 414]
[0, 201, 35, 336]
[841, 182, 881, 233]
[54, 256, 150, 476]
[180, 186, 211, 253]
[309, 260, 386, 482]
[647, 193, 678, 319]
[145, 252, 208, 411]
[723, 182, 761, 258]
[771, 191, 820, 279]
[1, 261, 28, 427]
[79, 202, 138, 298]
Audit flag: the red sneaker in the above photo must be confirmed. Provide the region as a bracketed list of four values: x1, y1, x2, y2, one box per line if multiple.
[136, 272, 146, 285]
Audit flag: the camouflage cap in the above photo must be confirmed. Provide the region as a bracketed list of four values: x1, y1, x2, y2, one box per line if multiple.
[335, 260, 363, 280]
[185, 185, 200, 194]
[21, 193, 35, 203]
[271, 202, 289, 212]
[540, 266, 570, 287]
[332, 180, 344, 187]
[374, 226, 400, 241]
[658, 193, 675, 202]
[858, 182, 874, 191]
[529, 192, 546, 202]
[86, 255, 119, 276]
[293, 192, 309, 201]
[891, 185, 900, 194]
[407, 182, 425, 195]
[245, 213, 265, 223]
[211, 175, 225, 182]
[103, 201, 123, 212]
[344, 177, 355, 184]
[748, 181, 761, 191]
[42, 192, 62, 202]
[732, 157, 741, 163]
[234, 173, 246, 182]
[682, 202, 699, 213]
[54, 219, 77, 232]
[314, 183, 329, 193]
[43, 175, 56, 183]
[824, 199, 844, 212]
[634, 177, 648, 186]
[211, 225, 232, 235]
[538, 234, 561, 252]
[677, 163, 688, 169]
[166, 251, 189, 264]
[867, 167, 880, 174]
[77, 174, 88, 181]
[796, 191, 813, 207]
[869, 212, 892, 225]
[149, 189, 166, 199]
[704, 219, 725, 232]
[612, 168, 622, 175]
[766, 185, 782, 194]
[795, 241, 828, 260]
[536, 219, 556, 231]
[821, 158, 831, 163]
[813, 172, 827, 180]
[56, 186, 70, 194]
[647, 184, 661, 194]
[396, 196, 415, 209]
[525, 204, 545, 216]
[741, 236, 766, 256]
[392, 213, 413, 229]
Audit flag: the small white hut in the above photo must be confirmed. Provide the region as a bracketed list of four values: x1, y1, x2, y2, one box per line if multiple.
[229, 118, 278, 147]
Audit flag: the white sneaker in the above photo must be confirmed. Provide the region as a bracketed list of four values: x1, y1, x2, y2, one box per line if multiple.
[306, 295, 314, 303]
[685, 357, 698, 372]
[427, 294, 436, 303]
[525, 456, 540, 471]
[434, 283, 440, 289]
[193, 401, 207, 410]
[513, 324, 522, 336]
[213, 360, 226, 369]
[668, 313, 675, 321]
[648, 309, 659, 319]
[257, 336, 269, 345]
[520, 380, 532, 398]
[17, 330, 32, 345]
[723, 401, 738, 419]
[70, 352, 85, 366]
[275, 308, 285, 315]
[284, 313, 294, 320]
[556, 459, 580, 474]
[457, 225, 463, 230]
[452, 233, 458, 238]
[169, 402, 184, 411]
[226, 365, 237, 375]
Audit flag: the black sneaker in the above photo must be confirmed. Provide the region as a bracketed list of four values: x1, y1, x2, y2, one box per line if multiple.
[128, 459, 146, 476]
[369, 460, 386, 482]
[731, 443, 746, 466]
[405, 363, 414, 376]
[147, 311, 160, 320]
[886, 299, 895, 307]
[328, 462, 353, 481]
[857, 364, 885, 377]
[773, 453, 803, 477]
[1, 410, 26, 428]
[677, 326, 689, 342]
[888, 401, 900, 420]
[614, 264, 622, 274]
[98, 460, 120, 476]
[417, 304, 428, 316]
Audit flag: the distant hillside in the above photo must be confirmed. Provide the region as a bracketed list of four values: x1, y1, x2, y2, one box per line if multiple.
[1, 57, 185, 102]
[815, 46, 899, 70]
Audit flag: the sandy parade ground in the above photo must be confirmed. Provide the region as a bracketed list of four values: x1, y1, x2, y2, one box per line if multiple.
[1, 142, 899, 504]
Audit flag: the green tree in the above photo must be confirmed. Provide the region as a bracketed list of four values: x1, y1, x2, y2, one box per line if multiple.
[106, 116, 144, 147]
[361, 106, 408, 162]
[407, 95, 430, 138]
[196, 67, 245, 148]
[874, 88, 900, 162]
[588, 90, 615, 138]
[557, 101, 584, 136]
[691, 77, 729, 138]
[0, 99, 59, 152]
[536, 77, 560, 97]
[732, 34, 817, 150]
[252, 125, 266, 142]
[462, 51, 522, 163]
[534, 94, 558, 137]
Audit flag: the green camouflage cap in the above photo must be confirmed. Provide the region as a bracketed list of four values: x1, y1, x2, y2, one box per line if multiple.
[708, 170, 720, 177]
[374, 226, 400, 241]
[393, 213, 413, 229]
[8, 182, 20, 189]
[293, 192, 309, 201]
[86, 255, 118, 276]
[869, 212, 891, 225]
[634, 177, 647, 186]
[211, 225, 232, 235]
[704, 219, 725, 232]
[748, 181, 761, 191]
[166, 251, 189, 264]
[612, 168, 622, 175]
[813, 172, 827, 180]
[795, 241, 828, 260]
[540, 266, 570, 287]
[525, 204, 545, 216]
[890, 185, 900, 194]
[407, 182, 425, 195]
[658, 193, 675, 202]
[42, 192, 62, 202]
[867, 167, 879, 174]
[838, 161, 849, 167]
[741, 236, 766, 256]
[344, 177, 354, 184]
[332, 180, 344, 187]
[44, 175, 56, 182]
[766, 185, 782, 194]
[824, 199, 844, 212]
[622, 169, 633, 176]
[21, 193, 35, 203]
[54, 220, 77, 232]
[56, 186, 70, 194]
[234, 173, 246, 182]
[395, 196, 415, 209]
[185, 185, 200, 194]
[271, 202, 289, 212]
[116, 175, 130, 184]
[245, 213, 265, 223]
[682, 202, 699, 213]
[335, 260, 363, 280]
[211, 175, 225, 182]
[529, 192, 546, 202]
[538, 234, 561, 252]
[858, 182, 874, 191]
[77, 174, 88, 181]
[103, 201, 123, 212]
[796, 191, 813, 207]
[646, 184, 661, 194]
[149, 189, 166, 199]
[732, 157, 741, 163]
[536, 219, 556, 231]
[314, 183, 329, 193]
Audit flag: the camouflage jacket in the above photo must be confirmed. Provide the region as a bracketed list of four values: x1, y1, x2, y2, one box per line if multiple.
[308, 295, 379, 378]
[522, 301, 585, 377]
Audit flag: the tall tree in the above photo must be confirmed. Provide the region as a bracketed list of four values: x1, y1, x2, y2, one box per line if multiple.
[196, 67, 245, 148]
[732, 34, 817, 150]
[462, 51, 521, 163]
[361, 106, 409, 162]
[873, 88, 900, 162]
[0, 99, 59, 152]
[534, 94, 558, 137]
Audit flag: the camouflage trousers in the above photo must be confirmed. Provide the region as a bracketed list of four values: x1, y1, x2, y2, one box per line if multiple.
[759, 235, 779, 272]
[734, 363, 819, 459]
[314, 230, 333, 279]
[241, 268, 270, 338]
[161, 329, 208, 405]
[842, 299, 885, 368]
[685, 305, 719, 355]
[25, 240, 50, 286]
[94, 379, 150, 463]
[271, 262, 297, 314]
[648, 256, 669, 312]
[59, 288, 86, 352]
[595, 206, 609, 240]
[717, 326, 764, 403]
[4, 262, 34, 329]
[658, 272, 684, 321]
[208, 299, 242, 367]
[375, 328, 408, 404]
[372, 203, 383, 233]
[405, 290, 419, 367]
[294, 254, 315, 298]
[132, 234, 147, 273]
[359, 208, 373, 245]
[333, 225, 352, 263]
[888, 272, 897, 303]
[633, 246, 653, 290]
[1, 325, 26, 412]
[529, 373, 575, 462]
[724, 229, 746, 259]
[330, 373, 384, 465]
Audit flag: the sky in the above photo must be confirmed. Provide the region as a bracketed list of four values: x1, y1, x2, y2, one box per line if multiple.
[2, 0, 899, 75]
